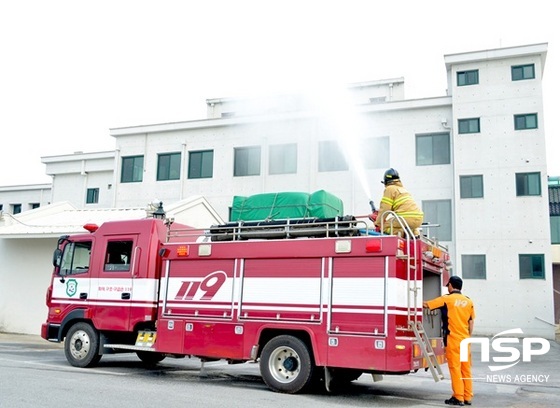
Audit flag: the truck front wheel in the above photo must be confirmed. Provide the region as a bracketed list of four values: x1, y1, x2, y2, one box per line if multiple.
[64, 322, 102, 368]
[259, 335, 314, 394]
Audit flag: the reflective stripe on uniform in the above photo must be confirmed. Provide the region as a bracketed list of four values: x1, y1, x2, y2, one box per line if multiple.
[395, 211, 424, 218]
[380, 196, 394, 206]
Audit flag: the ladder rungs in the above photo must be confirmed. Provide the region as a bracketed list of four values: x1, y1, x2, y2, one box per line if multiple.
[410, 321, 444, 382]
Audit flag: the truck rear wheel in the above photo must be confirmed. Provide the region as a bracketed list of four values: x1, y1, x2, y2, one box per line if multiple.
[260, 335, 314, 394]
[64, 322, 102, 368]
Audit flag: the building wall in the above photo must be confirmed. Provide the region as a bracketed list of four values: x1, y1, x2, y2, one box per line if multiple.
[449, 47, 553, 338]
[42, 151, 115, 208]
[114, 101, 454, 221]
[0, 184, 51, 214]
[0, 238, 55, 334]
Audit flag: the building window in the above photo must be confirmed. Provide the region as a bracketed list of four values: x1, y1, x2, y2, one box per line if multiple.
[457, 69, 479, 86]
[318, 140, 348, 172]
[422, 199, 452, 241]
[86, 188, 99, 204]
[121, 155, 144, 183]
[157, 152, 181, 181]
[363, 137, 390, 169]
[30, 203, 40, 209]
[460, 175, 484, 198]
[12, 204, 22, 214]
[416, 133, 450, 166]
[269, 143, 297, 175]
[516, 172, 541, 196]
[462, 255, 486, 279]
[551, 216, 560, 245]
[458, 118, 480, 134]
[189, 150, 214, 179]
[234, 146, 261, 176]
[519, 254, 545, 279]
[512, 64, 535, 81]
[514, 113, 538, 130]
[0, 204, 3, 211]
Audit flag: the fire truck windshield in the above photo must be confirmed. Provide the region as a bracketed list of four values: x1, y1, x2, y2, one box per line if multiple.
[58, 241, 92, 276]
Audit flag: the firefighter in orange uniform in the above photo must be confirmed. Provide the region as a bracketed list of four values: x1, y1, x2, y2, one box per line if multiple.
[370, 168, 424, 236]
[423, 276, 475, 406]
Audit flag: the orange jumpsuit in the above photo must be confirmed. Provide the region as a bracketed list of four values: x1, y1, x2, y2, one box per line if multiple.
[425, 291, 475, 403]
[374, 180, 423, 236]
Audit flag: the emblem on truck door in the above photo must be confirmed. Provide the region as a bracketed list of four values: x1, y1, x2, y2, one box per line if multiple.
[174, 271, 227, 301]
[65, 279, 78, 297]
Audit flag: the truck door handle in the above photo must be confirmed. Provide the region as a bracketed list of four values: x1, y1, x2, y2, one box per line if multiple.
[122, 293, 131, 300]
[79, 293, 88, 299]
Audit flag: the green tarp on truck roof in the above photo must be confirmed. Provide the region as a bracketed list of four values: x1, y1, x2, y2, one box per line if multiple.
[230, 190, 344, 221]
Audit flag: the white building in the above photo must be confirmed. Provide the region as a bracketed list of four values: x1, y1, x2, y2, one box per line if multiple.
[105, 43, 554, 338]
[0, 42, 556, 338]
[0, 183, 51, 214]
[41, 150, 116, 208]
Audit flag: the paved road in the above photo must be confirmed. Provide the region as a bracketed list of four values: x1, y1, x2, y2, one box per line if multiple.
[1, 332, 559, 407]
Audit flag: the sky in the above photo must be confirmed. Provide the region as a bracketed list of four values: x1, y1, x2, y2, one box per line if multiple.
[0, 0, 558, 186]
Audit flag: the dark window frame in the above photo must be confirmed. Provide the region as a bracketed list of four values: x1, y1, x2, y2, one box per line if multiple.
[415, 133, 451, 166]
[189, 150, 214, 179]
[121, 155, 144, 183]
[514, 113, 538, 130]
[460, 175, 484, 198]
[551, 215, 560, 245]
[12, 203, 22, 214]
[519, 254, 545, 279]
[421, 199, 452, 241]
[462, 254, 487, 279]
[234, 146, 261, 177]
[512, 64, 535, 81]
[458, 118, 480, 134]
[516, 172, 541, 196]
[157, 152, 181, 181]
[457, 69, 479, 86]
[269, 143, 297, 175]
[86, 188, 99, 204]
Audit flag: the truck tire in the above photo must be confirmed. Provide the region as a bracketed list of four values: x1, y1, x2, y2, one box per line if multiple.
[64, 322, 102, 368]
[260, 335, 314, 394]
[136, 351, 166, 366]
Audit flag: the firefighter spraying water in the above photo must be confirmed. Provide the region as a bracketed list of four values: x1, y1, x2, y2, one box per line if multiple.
[370, 169, 424, 237]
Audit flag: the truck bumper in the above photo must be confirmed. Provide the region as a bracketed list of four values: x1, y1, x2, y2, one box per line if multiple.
[41, 323, 62, 342]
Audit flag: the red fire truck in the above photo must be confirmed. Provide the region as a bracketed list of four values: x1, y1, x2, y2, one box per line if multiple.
[41, 210, 449, 393]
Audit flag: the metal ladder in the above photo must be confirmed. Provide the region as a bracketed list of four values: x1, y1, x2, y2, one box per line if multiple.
[382, 212, 444, 382]
[410, 321, 444, 382]
[381, 211, 419, 324]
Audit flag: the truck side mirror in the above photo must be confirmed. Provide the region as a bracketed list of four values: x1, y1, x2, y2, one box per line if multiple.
[53, 248, 62, 268]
